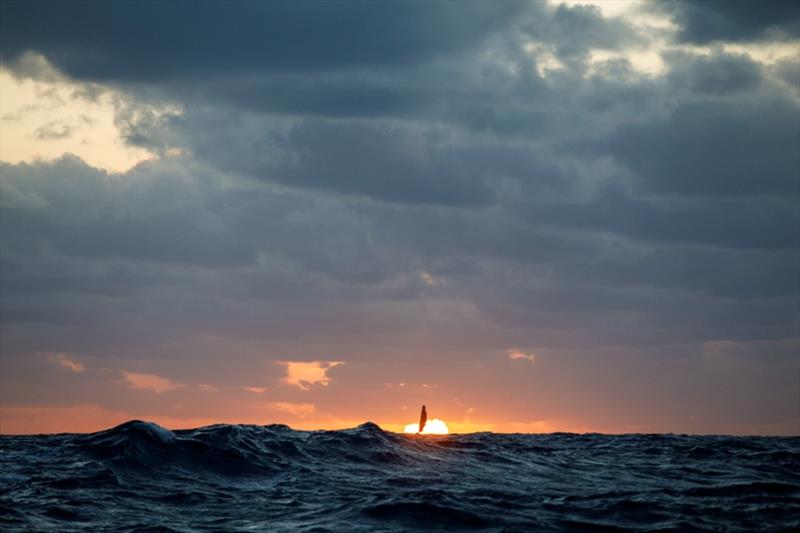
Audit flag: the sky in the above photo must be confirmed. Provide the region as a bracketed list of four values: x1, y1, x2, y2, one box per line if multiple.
[0, 0, 798, 435]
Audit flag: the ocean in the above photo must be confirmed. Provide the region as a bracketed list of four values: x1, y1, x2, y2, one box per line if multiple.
[1, 420, 798, 531]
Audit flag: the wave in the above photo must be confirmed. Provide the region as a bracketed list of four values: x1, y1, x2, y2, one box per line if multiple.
[1, 420, 799, 531]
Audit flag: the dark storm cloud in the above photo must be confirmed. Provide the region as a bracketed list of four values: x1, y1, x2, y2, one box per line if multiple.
[215, 78, 424, 119]
[0, 156, 398, 283]
[1, 0, 637, 127]
[653, 0, 800, 44]
[175, 115, 574, 206]
[665, 50, 763, 95]
[596, 96, 799, 197]
[558, 245, 797, 301]
[102, 40, 789, 207]
[0, 157, 254, 266]
[2, 156, 793, 346]
[475, 282, 795, 346]
[523, 189, 797, 250]
[0, 0, 526, 81]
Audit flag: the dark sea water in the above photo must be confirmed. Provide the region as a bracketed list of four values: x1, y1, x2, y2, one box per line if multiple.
[1, 421, 798, 532]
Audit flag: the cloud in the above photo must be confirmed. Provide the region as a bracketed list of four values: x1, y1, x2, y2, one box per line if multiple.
[0, 68, 152, 172]
[243, 387, 268, 394]
[121, 372, 182, 394]
[282, 361, 344, 391]
[271, 402, 316, 419]
[653, 0, 800, 44]
[524, 189, 797, 250]
[33, 121, 74, 140]
[664, 50, 763, 95]
[522, 2, 645, 60]
[49, 352, 84, 372]
[0, 178, 49, 209]
[177, 116, 516, 206]
[0, 153, 795, 352]
[420, 272, 445, 287]
[596, 97, 798, 197]
[506, 349, 536, 363]
[0, 1, 526, 81]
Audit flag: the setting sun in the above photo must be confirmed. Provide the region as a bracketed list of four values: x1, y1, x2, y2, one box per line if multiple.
[404, 418, 450, 435]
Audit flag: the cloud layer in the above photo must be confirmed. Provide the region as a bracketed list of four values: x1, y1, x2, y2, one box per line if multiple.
[1, 0, 797, 435]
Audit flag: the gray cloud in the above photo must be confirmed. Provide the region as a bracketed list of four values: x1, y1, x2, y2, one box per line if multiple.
[652, 0, 800, 44]
[523, 2, 646, 60]
[175, 114, 574, 206]
[1, 1, 527, 81]
[595, 96, 799, 197]
[523, 189, 797, 250]
[33, 121, 74, 140]
[2, 155, 795, 352]
[665, 50, 763, 95]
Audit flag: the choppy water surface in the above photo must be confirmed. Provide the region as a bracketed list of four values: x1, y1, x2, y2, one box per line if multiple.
[1, 421, 798, 531]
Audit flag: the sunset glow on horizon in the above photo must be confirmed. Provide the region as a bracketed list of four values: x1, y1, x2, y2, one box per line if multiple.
[404, 419, 450, 435]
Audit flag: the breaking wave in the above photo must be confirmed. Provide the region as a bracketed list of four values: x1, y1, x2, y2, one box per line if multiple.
[1, 420, 798, 531]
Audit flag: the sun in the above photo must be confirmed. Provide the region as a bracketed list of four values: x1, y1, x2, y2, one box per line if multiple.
[404, 418, 449, 435]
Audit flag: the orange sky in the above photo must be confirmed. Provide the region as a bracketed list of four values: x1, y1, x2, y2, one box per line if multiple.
[2, 350, 798, 435]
